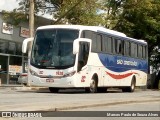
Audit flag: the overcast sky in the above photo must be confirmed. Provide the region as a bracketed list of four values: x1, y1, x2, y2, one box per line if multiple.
[0, 0, 19, 11]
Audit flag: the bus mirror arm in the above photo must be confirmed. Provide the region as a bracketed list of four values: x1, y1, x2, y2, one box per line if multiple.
[22, 38, 34, 53]
[81, 65, 87, 71]
[73, 39, 79, 54]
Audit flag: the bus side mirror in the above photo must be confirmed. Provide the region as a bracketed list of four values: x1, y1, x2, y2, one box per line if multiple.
[73, 39, 79, 54]
[22, 38, 34, 53]
[73, 38, 91, 55]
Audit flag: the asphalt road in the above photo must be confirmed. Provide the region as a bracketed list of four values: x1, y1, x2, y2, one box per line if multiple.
[1, 102, 160, 120]
[0, 87, 159, 111]
[42, 102, 160, 120]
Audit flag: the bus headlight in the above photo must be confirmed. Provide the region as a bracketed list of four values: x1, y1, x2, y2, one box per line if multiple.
[29, 69, 39, 77]
[63, 71, 76, 78]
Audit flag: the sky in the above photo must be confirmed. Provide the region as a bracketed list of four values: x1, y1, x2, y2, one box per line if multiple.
[0, 0, 19, 11]
[0, 0, 52, 19]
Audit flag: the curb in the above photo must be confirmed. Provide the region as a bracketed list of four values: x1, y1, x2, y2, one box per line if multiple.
[0, 86, 48, 91]
[43, 99, 160, 111]
[10, 86, 48, 91]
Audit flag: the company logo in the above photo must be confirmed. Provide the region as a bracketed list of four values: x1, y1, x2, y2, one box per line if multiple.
[2, 112, 12, 118]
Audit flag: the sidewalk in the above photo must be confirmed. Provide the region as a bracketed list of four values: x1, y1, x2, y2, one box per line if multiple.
[0, 84, 48, 91]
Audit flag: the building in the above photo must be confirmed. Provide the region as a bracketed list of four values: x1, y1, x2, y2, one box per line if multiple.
[0, 11, 53, 85]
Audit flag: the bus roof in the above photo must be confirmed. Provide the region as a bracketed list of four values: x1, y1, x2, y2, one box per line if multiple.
[37, 25, 147, 45]
[37, 25, 126, 37]
[125, 37, 147, 45]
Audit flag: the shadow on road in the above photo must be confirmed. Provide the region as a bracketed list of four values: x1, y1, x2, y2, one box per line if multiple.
[16, 88, 123, 94]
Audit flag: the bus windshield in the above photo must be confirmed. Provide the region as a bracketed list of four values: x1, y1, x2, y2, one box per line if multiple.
[31, 29, 79, 69]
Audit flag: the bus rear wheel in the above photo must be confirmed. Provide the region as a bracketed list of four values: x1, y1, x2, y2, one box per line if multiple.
[49, 87, 59, 93]
[122, 77, 136, 92]
[97, 87, 107, 93]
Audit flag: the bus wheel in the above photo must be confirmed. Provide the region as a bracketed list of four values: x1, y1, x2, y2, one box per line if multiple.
[49, 87, 59, 93]
[89, 79, 98, 93]
[122, 77, 136, 92]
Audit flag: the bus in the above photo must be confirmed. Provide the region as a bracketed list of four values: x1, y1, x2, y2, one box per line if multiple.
[22, 25, 148, 93]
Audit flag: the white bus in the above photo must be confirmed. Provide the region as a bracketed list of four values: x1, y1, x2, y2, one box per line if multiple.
[22, 25, 148, 93]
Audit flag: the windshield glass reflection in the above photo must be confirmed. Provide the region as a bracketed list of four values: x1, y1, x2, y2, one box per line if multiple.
[31, 29, 79, 69]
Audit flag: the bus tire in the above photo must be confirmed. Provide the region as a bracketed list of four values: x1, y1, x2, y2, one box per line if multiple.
[49, 87, 59, 93]
[122, 77, 136, 92]
[85, 88, 90, 93]
[89, 78, 98, 93]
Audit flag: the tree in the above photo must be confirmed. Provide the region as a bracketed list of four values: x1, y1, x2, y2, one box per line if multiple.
[2, 9, 28, 26]
[16, 0, 62, 15]
[2, 0, 63, 25]
[52, 0, 104, 25]
[101, 0, 125, 28]
[12, 0, 104, 25]
[109, 0, 160, 89]
[113, 0, 160, 69]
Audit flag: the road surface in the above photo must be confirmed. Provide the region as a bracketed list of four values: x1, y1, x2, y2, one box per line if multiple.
[0, 87, 159, 120]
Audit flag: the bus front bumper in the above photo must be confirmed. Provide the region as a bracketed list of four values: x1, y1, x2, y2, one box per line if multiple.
[28, 76, 76, 88]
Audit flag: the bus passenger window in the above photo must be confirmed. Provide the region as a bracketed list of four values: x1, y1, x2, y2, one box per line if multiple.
[91, 33, 97, 51]
[107, 37, 112, 53]
[103, 36, 112, 53]
[138, 45, 143, 58]
[115, 39, 122, 55]
[124, 41, 130, 56]
[131, 43, 135, 57]
[135, 44, 138, 58]
[96, 34, 102, 52]
[142, 46, 146, 59]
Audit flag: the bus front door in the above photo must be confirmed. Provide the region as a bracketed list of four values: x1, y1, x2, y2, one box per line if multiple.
[77, 41, 90, 87]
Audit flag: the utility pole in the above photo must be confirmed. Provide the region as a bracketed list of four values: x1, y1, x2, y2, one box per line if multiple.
[27, 0, 34, 86]
[28, 0, 34, 58]
[29, 0, 34, 38]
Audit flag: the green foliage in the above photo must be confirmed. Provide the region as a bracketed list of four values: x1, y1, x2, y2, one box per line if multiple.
[15, 0, 104, 25]
[16, 0, 61, 14]
[101, 0, 125, 28]
[112, 0, 160, 70]
[2, 10, 28, 25]
[54, 0, 104, 25]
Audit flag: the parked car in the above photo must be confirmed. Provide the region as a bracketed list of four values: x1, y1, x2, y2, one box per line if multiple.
[18, 73, 28, 86]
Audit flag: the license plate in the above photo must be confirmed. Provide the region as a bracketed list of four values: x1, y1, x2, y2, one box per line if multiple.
[46, 79, 54, 83]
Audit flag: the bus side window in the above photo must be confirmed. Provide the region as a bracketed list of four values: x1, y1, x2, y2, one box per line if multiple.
[115, 39, 123, 55]
[91, 32, 97, 51]
[103, 36, 112, 54]
[107, 37, 112, 53]
[135, 44, 138, 58]
[138, 45, 143, 59]
[142, 46, 146, 59]
[78, 42, 90, 72]
[81, 30, 92, 39]
[96, 34, 102, 52]
[124, 41, 130, 56]
[131, 42, 135, 57]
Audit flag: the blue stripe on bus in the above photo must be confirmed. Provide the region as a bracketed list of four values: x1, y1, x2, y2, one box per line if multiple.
[98, 53, 148, 73]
